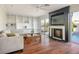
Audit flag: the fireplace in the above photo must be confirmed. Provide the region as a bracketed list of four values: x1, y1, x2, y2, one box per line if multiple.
[50, 25, 65, 41]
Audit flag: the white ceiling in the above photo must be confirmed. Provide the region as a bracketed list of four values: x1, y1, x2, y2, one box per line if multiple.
[3, 4, 70, 17]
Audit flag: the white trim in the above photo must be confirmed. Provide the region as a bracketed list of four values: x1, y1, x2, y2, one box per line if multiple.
[50, 25, 65, 40]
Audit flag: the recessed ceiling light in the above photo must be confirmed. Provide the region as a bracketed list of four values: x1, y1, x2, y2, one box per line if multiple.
[44, 4, 50, 6]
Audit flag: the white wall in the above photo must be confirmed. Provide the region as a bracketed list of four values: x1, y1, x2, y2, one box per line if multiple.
[6, 15, 16, 30]
[70, 5, 79, 12]
[0, 6, 7, 31]
[16, 16, 23, 29]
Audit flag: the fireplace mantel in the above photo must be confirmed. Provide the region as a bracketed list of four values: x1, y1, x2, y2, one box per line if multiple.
[49, 25, 65, 41]
[50, 25, 65, 29]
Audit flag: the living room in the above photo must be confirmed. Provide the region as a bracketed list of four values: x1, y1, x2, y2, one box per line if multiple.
[0, 4, 79, 54]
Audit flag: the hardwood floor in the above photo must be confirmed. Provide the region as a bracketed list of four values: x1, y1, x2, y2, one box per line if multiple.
[14, 35, 79, 54]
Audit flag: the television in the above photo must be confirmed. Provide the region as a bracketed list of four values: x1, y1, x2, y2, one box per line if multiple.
[51, 12, 65, 25]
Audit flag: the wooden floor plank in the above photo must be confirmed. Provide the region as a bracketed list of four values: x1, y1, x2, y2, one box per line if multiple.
[13, 35, 79, 54]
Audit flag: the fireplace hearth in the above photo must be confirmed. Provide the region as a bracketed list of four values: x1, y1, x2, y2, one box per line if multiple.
[49, 25, 65, 41]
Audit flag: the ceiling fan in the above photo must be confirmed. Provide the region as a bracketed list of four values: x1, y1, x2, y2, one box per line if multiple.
[34, 4, 51, 11]
[36, 4, 50, 8]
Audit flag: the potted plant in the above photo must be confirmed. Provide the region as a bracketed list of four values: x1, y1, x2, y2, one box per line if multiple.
[72, 22, 77, 32]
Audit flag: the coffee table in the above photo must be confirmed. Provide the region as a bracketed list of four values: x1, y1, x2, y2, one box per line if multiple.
[24, 33, 41, 44]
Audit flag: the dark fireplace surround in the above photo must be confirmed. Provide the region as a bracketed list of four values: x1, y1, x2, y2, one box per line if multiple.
[49, 6, 70, 42]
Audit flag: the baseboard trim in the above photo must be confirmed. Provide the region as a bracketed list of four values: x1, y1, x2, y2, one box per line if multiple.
[6, 49, 23, 54]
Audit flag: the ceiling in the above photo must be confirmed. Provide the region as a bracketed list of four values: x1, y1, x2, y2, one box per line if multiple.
[3, 4, 70, 17]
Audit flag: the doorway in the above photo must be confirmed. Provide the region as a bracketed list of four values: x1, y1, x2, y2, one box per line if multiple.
[71, 12, 79, 44]
[41, 17, 49, 36]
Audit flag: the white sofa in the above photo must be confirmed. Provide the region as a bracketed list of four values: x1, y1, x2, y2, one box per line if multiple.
[0, 35, 24, 54]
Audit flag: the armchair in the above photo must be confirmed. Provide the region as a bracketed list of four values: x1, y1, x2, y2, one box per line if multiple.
[0, 35, 24, 54]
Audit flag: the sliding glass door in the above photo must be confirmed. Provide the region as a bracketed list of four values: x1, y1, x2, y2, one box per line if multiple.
[71, 12, 79, 43]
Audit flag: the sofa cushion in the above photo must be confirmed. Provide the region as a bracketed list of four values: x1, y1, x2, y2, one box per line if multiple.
[6, 33, 16, 37]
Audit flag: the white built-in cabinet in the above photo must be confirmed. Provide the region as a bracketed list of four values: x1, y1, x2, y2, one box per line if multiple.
[33, 18, 41, 33]
[16, 16, 23, 29]
[6, 15, 41, 33]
